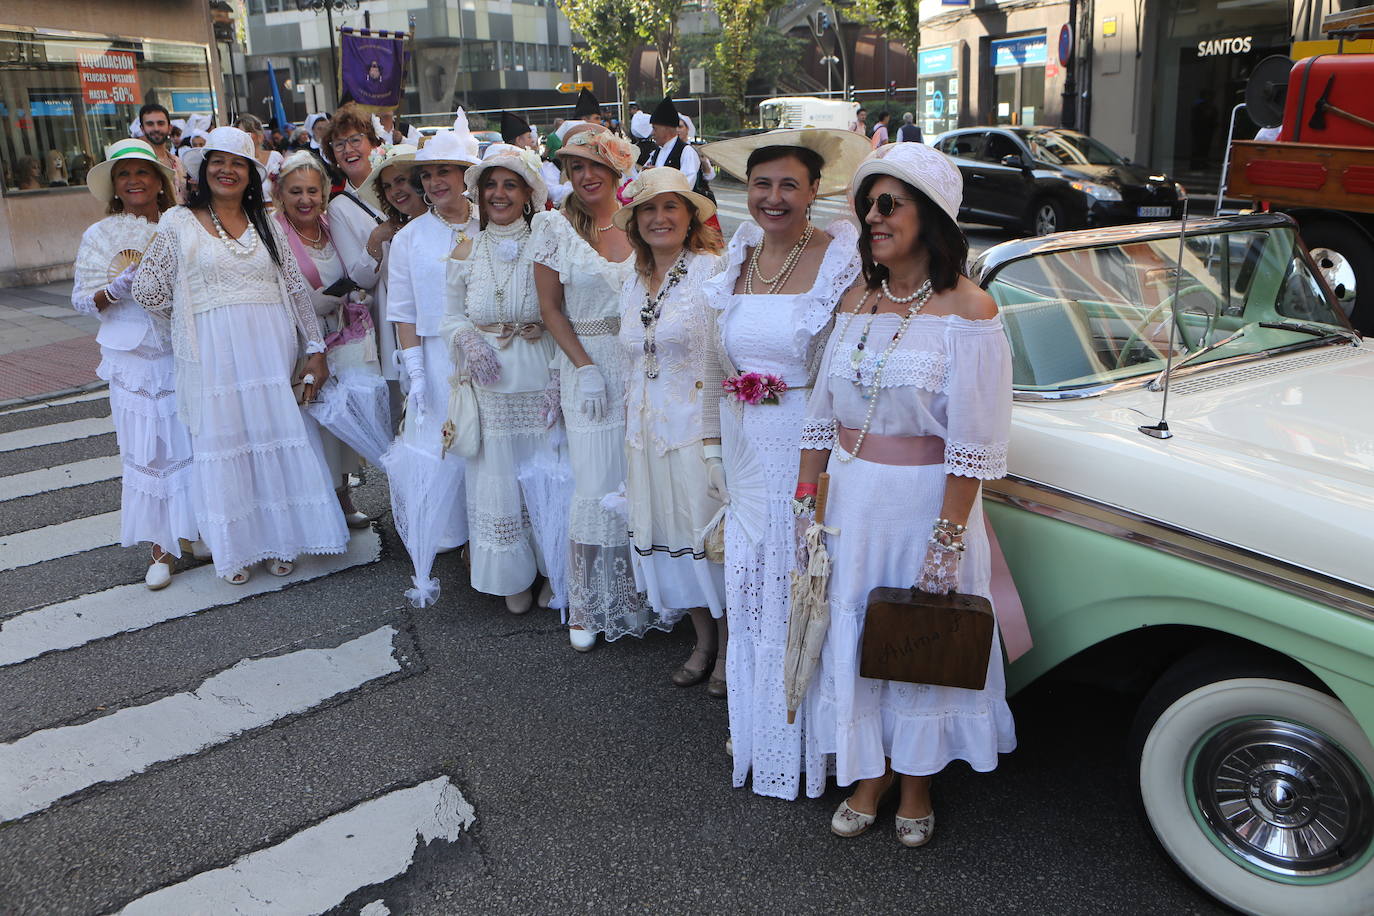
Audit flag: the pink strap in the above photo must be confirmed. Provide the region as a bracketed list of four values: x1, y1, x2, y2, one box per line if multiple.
[985, 519, 1033, 662]
[274, 211, 326, 289]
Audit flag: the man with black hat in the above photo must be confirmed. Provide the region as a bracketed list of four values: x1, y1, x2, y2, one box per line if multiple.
[574, 87, 603, 125]
[500, 110, 537, 151]
[646, 97, 700, 195]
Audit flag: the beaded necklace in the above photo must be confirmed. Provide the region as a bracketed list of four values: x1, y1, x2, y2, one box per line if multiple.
[639, 253, 690, 379]
[480, 219, 531, 311]
[743, 224, 813, 294]
[208, 206, 259, 259]
[848, 279, 933, 370]
[432, 201, 472, 245]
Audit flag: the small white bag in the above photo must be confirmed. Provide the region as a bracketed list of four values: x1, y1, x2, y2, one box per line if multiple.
[442, 370, 480, 458]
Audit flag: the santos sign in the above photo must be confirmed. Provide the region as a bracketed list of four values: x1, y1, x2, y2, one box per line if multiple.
[1197, 36, 1253, 56]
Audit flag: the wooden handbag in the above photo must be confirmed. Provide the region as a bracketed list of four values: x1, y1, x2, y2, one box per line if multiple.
[859, 588, 995, 690]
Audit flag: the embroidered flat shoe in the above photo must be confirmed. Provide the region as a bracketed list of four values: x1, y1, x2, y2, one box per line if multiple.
[831, 776, 896, 838]
[569, 627, 596, 652]
[145, 551, 174, 591]
[895, 812, 935, 848]
[265, 559, 294, 577]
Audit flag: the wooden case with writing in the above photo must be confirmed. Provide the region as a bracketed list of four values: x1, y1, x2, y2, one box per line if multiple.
[859, 588, 995, 690]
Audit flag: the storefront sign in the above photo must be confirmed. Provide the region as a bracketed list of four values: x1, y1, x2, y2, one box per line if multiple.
[918, 45, 957, 76]
[77, 49, 142, 106]
[1196, 36, 1253, 57]
[170, 90, 214, 112]
[992, 35, 1048, 69]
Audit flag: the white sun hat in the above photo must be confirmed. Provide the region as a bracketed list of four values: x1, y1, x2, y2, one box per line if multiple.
[180, 126, 267, 184]
[415, 108, 481, 168]
[463, 142, 548, 211]
[86, 138, 177, 205]
[358, 144, 419, 211]
[700, 127, 871, 199]
[848, 141, 963, 225]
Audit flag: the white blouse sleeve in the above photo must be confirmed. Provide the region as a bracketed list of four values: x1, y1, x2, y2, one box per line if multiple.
[385, 233, 418, 327]
[329, 198, 383, 291]
[800, 331, 839, 450]
[942, 319, 1012, 479]
[132, 223, 180, 319]
[438, 258, 475, 354]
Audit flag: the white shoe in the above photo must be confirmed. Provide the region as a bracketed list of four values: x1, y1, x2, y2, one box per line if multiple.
[264, 559, 294, 577]
[505, 589, 534, 614]
[895, 812, 935, 848]
[831, 800, 879, 838]
[725, 736, 734, 757]
[145, 553, 173, 591]
[569, 627, 596, 652]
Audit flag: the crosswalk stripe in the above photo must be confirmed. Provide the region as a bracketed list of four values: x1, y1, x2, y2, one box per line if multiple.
[2, 390, 107, 415]
[0, 529, 382, 668]
[0, 415, 113, 453]
[0, 625, 401, 822]
[0, 455, 123, 502]
[0, 511, 120, 572]
[115, 776, 474, 915]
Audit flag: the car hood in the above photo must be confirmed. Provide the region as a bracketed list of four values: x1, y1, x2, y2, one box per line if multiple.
[1058, 162, 1169, 188]
[1007, 342, 1374, 589]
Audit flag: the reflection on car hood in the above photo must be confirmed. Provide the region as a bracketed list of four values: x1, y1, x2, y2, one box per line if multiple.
[1007, 343, 1374, 590]
[1058, 162, 1165, 187]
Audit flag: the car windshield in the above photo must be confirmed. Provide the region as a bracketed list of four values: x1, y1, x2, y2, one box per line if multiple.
[1024, 130, 1124, 166]
[760, 102, 783, 130]
[986, 226, 1354, 392]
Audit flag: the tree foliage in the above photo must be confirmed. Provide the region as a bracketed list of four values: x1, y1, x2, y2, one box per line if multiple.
[558, 0, 642, 115]
[631, 0, 686, 97]
[710, 0, 789, 121]
[852, 0, 920, 56]
[681, 26, 805, 102]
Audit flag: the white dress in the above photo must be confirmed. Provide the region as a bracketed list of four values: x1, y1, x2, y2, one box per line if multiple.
[440, 219, 555, 597]
[619, 250, 727, 617]
[529, 210, 650, 639]
[385, 210, 475, 553]
[133, 206, 349, 576]
[72, 213, 198, 554]
[299, 241, 362, 481]
[702, 219, 861, 800]
[329, 186, 399, 380]
[802, 310, 1018, 785]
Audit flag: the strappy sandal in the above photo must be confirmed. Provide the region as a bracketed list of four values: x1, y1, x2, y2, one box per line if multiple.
[671, 644, 716, 687]
[145, 547, 175, 591]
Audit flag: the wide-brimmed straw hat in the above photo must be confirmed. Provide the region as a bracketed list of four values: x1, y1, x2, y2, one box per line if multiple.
[464, 143, 548, 211]
[181, 126, 268, 184]
[555, 124, 636, 176]
[358, 144, 419, 211]
[700, 127, 870, 198]
[848, 141, 962, 225]
[611, 166, 716, 232]
[415, 108, 481, 168]
[86, 138, 176, 204]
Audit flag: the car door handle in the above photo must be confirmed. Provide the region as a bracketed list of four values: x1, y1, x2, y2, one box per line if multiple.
[970, 173, 986, 181]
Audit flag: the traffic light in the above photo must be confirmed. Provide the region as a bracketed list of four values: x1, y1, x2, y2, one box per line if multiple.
[817, 11, 831, 31]
[847, 84, 856, 101]
[886, 80, 897, 98]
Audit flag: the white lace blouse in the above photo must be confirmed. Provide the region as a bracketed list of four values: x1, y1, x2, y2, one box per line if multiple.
[529, 209, 635, 325]
[801, 310, 1013, 479]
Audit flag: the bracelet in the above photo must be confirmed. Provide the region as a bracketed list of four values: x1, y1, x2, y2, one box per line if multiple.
[794, 482, 818, 499]
[104, 286, 120, 303]
[929, 533, 966, 553]
[791, 495, 816, 517]
[703, 444, 722, 461]
[933, 517, 967, 537]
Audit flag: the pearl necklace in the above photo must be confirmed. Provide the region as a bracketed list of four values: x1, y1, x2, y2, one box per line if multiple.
[481, 220, 531, 311]
[743, 224, 813, 294]
[209, 206, 259, 259]
[849, 279, 932, 370]
[287, 218, 325, 247]
[639, 253, 690, 379]
[836, 284, 936, 464]
[433, 204, 471, 245]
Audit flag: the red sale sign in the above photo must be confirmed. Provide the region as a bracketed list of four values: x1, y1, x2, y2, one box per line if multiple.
[77, 50, 142, 107]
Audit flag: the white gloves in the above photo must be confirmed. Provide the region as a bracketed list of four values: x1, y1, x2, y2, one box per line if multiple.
[401, 346, 427, 426]
[542, 371, 562, 430]
[574, 364, 607, 423]
[106, 263, 137, 303]
[456, 329, 502, 386]
[705, 457, 729, 505]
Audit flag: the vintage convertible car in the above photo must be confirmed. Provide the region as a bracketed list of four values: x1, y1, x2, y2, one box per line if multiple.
[974, 213, 1374, 915]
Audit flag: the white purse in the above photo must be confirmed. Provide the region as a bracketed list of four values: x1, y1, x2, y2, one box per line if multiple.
[442, 370, 480, 458]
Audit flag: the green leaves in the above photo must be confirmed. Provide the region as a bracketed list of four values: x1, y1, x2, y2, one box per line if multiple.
[852, 0, 919, 55]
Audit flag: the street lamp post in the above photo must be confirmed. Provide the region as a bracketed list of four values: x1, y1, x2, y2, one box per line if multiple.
[295, 0, 360, 107]
[820, 55, 839, 96]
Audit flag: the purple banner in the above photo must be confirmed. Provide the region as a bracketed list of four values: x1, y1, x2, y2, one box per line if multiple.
[340, 29, 406, 110]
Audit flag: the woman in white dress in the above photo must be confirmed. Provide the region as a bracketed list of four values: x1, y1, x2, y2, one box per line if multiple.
[440, 144, 554, 613]
[615, 168, 730, 688]
[384, 121, 480, 597]
[133, 126, 349, 583]
[72, 138, 199, 590]
[531, 124, 648, 651]
[698, 128, 870, 799]
[797, 143, 1017, 846]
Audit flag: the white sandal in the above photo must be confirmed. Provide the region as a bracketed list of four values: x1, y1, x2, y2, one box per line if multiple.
[264, 559, 294, 577]
[223, 567, 252, 585]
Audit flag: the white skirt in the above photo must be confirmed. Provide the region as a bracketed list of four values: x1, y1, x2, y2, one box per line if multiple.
[395, 334, 468, 550]
[190, 303, 349, 576]
[467, 386, 546, 597]
[806, 448, 1017, 786]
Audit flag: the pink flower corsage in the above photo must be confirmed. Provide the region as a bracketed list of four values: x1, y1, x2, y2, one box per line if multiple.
[723, 372, 788, 406]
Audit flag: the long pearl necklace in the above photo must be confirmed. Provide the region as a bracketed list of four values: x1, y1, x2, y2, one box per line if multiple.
[849, 278, 933, 370]
[639, 253, 689, 379]
[836, 284, 936, 464]
[433, 202, 471, 245]
[481, 220, 530, 311]
[743, 224, 813, 294]
[209, 205, 259, 258]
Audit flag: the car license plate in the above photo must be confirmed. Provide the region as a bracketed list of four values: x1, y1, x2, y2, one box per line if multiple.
[1138, 206, 1172, 217]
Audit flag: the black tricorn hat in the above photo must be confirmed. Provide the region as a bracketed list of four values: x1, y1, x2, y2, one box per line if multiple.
[500, 110, 532, 144]
[574, 87, 600, 117]
[650, 96, 680, 128]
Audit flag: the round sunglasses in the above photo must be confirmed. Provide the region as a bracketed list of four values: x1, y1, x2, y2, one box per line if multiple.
[860, 192, 919, 217]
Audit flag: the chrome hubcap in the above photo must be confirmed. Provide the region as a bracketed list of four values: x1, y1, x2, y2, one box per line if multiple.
[1309, 247, 1357, 317]
[1193, 719, 1374, 877]
[1035, 206, 1057, 235]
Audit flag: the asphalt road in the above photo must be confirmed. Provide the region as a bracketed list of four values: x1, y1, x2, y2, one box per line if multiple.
[0, 273, 1228, 914]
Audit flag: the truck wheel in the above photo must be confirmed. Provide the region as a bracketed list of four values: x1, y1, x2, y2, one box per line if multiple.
[1300, 218, 1373, 334]
[1132, 659, 1374, 916]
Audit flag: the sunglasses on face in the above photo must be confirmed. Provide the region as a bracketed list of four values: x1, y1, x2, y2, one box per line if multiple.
[862, 192, 919, 217]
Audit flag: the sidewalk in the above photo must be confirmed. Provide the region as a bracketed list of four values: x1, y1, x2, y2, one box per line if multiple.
[0, 280, 104, 407]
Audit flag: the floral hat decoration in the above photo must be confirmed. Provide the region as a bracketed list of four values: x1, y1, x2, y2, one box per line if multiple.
[358, 143, 419, 212]
[555, 123, 636, 176]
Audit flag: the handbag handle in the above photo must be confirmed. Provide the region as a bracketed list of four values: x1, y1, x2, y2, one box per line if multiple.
[815, 472, 831, 527]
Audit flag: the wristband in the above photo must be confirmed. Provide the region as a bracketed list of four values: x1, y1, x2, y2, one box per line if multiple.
[104, 286, 120, 303]
[703, 444, 722, 461]
[794, 482, 818, 499]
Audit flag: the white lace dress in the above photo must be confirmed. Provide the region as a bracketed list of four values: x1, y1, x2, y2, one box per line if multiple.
[801, 311, 1018, 785]
[133, 206, 349, 576]
[440, 219, 554, 597]
[702, 219, 861, 800]
[72, 213, 198, 554]
[529, 210, 650, 639]
[619, 250, 727, 618]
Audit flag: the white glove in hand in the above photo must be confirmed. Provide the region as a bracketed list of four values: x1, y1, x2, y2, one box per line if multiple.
[915, 542, 962, 595]
[542, 371, 562, 430]
[401, 346, 427, 426]
[574, 364, 607, 423]
[106, 263, 138, 302]
[457, 329, 502, 386]
[705, 456, 729, 505]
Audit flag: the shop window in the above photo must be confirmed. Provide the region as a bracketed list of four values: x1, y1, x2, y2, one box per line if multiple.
[0, 30, 215, 196]
[989, 34, 1047, 127]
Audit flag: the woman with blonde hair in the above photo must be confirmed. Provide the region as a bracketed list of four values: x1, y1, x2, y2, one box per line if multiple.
[530, 123, 648, 651]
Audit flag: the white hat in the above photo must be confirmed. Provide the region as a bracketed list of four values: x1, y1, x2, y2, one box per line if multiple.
[629, 111, 652, 140]
[186, 112, 213, 134]
[554, 119, 587, 142]
[181, 126, 268, 184]
[611, 166, 715, 232]
[678, 113, 695, 140]
[358, 144, 419, 211]
[463, 143, 548, 211]
[415, 108, 481, 168]
[700, 128, 871, 198]
[848, 141, 962, 225]
[86, 138, 177, 204]
[128, 117, 144, 139]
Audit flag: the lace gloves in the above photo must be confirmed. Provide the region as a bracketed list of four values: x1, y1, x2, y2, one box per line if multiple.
[542, 371, 562, 430]
[400, 346, 426, 426]
[915, 518, 966, 594]
[455, 329, 502, 386]
[573, 365, 607, 422]
[105, 263, 138, 304]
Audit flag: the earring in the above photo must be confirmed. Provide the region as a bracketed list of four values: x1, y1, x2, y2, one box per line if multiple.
[422, 192, 433, 207]
[523, 201, 534, 217]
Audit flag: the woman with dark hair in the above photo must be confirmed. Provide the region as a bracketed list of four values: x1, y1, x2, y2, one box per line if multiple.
[797, 142, 1016, 846]
[72, 139, 198, 590]
[440, 143, 554, 613]
[355, 144, 423, 392]
[132, 126, 349, 584]
[697, 128, 870, 798]
[530, 123, 647, 651]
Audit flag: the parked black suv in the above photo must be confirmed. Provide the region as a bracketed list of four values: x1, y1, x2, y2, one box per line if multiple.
[932, 127, 1186, 236]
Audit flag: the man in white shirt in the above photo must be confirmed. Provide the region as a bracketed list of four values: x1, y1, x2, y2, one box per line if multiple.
[647, 97, 700, 192]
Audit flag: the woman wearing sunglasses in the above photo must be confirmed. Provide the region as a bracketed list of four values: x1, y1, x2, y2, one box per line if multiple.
[795, 143, 1017, 846]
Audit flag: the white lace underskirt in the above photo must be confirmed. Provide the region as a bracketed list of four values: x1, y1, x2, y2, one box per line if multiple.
[393, 335, 467, 550]
[467, 387, 547, 596]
